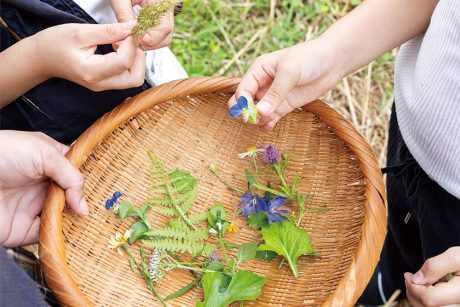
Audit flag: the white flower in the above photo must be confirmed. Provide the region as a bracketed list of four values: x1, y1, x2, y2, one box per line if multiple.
[108, 229, 132, 255]
[238, 146, 264, 159]
[209, 228, 218, 235]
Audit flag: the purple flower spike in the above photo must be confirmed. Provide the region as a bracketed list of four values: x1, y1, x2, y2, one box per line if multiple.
[266, 196, 288, 224]
[263, 145, 281, 165]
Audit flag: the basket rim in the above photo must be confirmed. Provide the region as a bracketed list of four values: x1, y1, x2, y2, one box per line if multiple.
[38, 76, 386, 307]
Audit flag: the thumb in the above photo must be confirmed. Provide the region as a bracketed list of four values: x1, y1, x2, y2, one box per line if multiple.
[412, 247, 460, 285]
[41, 147, 88, 215]
[256, 63, 298, 117]
[84, 21, 136, 46]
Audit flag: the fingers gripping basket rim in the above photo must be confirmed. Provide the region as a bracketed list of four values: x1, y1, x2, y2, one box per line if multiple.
[38, 76, 386, 307]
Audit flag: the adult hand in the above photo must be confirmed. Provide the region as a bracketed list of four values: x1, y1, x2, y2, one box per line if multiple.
[228, 40, 342, 131]
[109, 0, 174, 50]
[35, 21, 145, 91]
[404, 247, 460, 307]
[0, 131, 88, 247]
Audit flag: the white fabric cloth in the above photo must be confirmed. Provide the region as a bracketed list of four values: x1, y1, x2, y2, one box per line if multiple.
[73, 0, 188, 86]
[394, 0, 460, 198]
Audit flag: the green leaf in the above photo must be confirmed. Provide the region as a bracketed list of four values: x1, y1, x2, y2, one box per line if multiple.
[206, 261, 224, 272]
[245, 170, 256, 186]
[196, 270, 266, 307]
[129, 258, 136, 272]
[138, 204, 151, 220]
[224, 242, 238, 249]
[247, 211, 269, 229]
[164, 278, 198, 301]
[129, 221, 149, 244]
[238, 243, 258, 263]
[207, 204, 228, 235]
[258, 220, 314, 277]
[118, 201, 138, 219]
[255, 250, 278, 262]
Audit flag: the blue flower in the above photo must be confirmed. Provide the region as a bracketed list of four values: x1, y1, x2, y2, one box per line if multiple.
[228, 96, 259, 124]
[265, 196, 289, 224]
[238, 194, 267, 217]
[229, 96, 248, 117]
[105, 199, 115, 210]
[113, 191, 122, 199]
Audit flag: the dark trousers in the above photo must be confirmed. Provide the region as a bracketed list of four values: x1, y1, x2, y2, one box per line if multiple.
[359, 105, 460, 305]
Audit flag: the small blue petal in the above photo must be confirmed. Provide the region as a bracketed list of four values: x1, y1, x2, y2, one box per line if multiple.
[113, 191, 122, 199]
[229, 105, 243, 117]
[268, 196, 287, 209]
[236, 96, 248, 109]
[268, 213, 285, 224]
[105, 199, 115, 209]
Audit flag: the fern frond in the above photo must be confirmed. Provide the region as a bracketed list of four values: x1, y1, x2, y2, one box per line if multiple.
[150, 206, 176, 216]
[143, 238, 214, 256]
[187, 212, 208, 224]
[144, 227, 208, 241]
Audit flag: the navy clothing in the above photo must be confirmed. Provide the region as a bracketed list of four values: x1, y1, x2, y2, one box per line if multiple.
[0, 247, 49, 307]
[0, 0, 150, 144]
[359, 105, 460, 305]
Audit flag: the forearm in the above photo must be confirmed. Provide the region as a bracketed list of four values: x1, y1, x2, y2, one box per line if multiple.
[0, 35, 48, 108]
[318, 0, 438, 77]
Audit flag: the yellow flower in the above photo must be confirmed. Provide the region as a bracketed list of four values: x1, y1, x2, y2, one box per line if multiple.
[238, 146, 264, 159]
[227, 223, 239, 233]
[108, 229, 132, 255]
[291, 211, 297, 219]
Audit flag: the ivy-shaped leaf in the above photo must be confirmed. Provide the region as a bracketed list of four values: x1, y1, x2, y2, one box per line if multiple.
[196, 270, 266, 307]
[258, 220, 314, 277]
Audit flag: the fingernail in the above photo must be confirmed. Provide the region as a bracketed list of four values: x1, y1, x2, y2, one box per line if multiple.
[257, 101, 272, 115]
[412, 271, 424, 284]
[124, 20, 136, 31]
[80, 198, 89, 215]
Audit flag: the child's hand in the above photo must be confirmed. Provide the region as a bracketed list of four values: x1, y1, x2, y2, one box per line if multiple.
[229, 41, 343, 131]
[404, 247, 460, 306]
[109, 0, 174, 50]
[0, 131, 87, 247]
[35, 22, 145, 91]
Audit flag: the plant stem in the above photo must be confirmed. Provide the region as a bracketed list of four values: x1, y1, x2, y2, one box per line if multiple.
[218, 237, 231, 268]
[165, 184, 197, 230]
[211, 171, 244, 195]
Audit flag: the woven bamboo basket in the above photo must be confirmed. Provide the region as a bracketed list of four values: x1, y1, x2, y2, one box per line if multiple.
[39, 76, 386, 307]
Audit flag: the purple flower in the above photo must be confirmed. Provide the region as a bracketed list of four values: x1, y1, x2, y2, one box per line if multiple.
[263, 145, 281, 165]
[238, 194, 267, 217]
[266, 196, 288, 224]
[209, 252, 220, 262]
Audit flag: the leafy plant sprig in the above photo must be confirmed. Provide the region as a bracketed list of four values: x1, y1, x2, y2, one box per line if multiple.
[133, 0, 181, 39]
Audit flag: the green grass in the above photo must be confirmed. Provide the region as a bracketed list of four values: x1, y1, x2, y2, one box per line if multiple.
[171, 0, 395, 165]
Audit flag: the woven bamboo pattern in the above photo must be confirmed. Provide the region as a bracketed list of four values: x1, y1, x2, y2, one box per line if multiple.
[39, 76, 386, 307]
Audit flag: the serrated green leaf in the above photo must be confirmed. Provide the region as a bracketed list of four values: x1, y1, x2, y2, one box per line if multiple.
[119, 201, 138, 219]
[129, 221, 149, 244]
[255, 250, 277, 262]
[238, 243, 258, 263]
[196, 270, 266, 307]
[258, 220, 314, 277]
